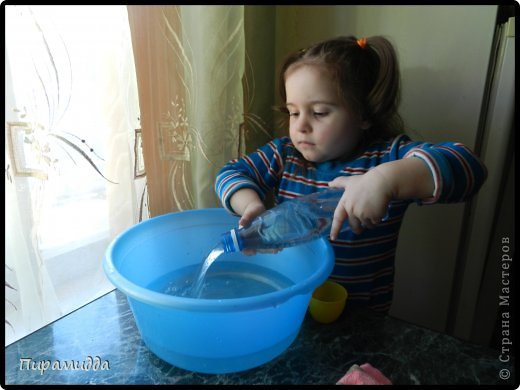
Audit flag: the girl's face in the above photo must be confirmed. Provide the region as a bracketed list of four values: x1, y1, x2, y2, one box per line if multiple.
[285, 64, 368, 163]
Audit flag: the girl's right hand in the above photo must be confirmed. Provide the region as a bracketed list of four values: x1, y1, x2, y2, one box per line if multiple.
[238, 202, 266, 230]
[229, 188, 281, 256]
[238, 202, 282, 256]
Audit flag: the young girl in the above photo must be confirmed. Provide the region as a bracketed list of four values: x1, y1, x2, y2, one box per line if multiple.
[215, 36, 487, 312]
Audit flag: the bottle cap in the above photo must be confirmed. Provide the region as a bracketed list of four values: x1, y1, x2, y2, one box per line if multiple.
[221, 229, 242, 253]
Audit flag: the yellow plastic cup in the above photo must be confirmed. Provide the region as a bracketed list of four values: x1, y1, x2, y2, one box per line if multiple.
[308, 281, 348, 324]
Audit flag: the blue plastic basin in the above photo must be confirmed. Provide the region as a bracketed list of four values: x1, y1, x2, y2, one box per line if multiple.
[103, 208, 334, 374]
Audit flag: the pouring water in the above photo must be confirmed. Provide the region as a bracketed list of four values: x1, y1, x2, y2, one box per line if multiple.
[189, 243, 225, 298]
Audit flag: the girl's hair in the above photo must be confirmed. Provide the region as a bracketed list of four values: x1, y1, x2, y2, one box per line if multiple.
[277, 35, 404, 148]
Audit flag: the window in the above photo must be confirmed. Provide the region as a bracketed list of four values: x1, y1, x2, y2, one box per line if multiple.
[5, 5, 144, 345]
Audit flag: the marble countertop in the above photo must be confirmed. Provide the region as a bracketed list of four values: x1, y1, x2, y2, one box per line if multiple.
[4, 289, 515, 385]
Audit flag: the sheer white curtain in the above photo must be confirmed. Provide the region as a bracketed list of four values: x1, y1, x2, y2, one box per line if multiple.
[5, 5, 145, 346]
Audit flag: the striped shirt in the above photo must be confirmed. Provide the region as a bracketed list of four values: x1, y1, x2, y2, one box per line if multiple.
[215, 134, 487, 312]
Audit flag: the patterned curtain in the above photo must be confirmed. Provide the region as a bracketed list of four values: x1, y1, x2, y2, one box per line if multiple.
[127, 5, 248, 215]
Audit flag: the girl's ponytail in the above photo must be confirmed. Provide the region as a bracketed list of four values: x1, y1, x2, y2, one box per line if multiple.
[364, 36, 403, 139]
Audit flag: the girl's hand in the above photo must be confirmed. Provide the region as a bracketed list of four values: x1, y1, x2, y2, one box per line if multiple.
[329, 169, 394, 238]
[238, 203, 266, 256]
[328, 158, 435, 239]
[230, 189, 281, 256]
[238, 202, 266, 230]
[239, 204, 281, 256]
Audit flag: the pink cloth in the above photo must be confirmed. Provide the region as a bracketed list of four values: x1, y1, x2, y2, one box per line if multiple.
[336, 363, 392, 385]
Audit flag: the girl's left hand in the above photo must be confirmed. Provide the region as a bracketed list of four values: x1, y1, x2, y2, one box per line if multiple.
[328, 169, 394, 238]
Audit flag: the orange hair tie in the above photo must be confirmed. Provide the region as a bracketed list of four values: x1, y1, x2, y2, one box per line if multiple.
[357, 38, 367, 49]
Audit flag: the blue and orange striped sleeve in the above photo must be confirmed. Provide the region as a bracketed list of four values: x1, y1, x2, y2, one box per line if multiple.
[215, 138, 287, 214]
[390, 135, 488, 204]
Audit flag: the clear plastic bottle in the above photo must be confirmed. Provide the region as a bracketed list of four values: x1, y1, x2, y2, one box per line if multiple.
[220, 188, 346, 253]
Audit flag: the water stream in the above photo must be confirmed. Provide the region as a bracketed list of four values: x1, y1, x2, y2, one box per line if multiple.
[189, 243, 225, 298]
[149, 242, 294, 299]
